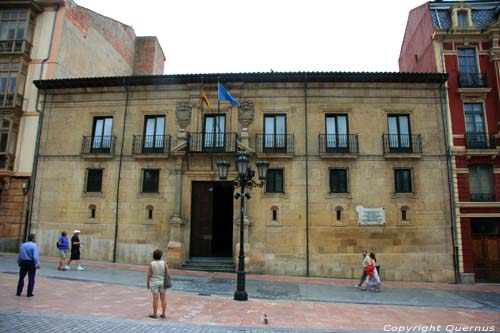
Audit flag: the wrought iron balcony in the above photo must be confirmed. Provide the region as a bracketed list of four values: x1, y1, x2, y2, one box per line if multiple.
[319, 134, 359, 154]
[465, 133, 496, 149]
[458, 72, 488, 88]
[382, 134, 422, 154]
[132, 135, 171, 156]
[470, 193, 496, 202]
[0, 40, 32, 56]
[187, 132, 239, 153]
[81, 135, 116, 155]
[0, 154, 14, 171]
[255, 134, 294, 154]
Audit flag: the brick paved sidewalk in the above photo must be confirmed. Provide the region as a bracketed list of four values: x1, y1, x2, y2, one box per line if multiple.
[2, 251, 499, 293]
[1, 273, 499, 331]
[1, 252, 499, 332]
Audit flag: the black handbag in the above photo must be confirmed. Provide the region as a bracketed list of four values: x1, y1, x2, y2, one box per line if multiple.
[163, 273, 172, 289]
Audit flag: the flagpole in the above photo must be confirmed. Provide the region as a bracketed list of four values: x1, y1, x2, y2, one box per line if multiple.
[217, 79, 221, 115]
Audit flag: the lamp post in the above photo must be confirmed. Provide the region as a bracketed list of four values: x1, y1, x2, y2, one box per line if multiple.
[217, 151, 269, 301]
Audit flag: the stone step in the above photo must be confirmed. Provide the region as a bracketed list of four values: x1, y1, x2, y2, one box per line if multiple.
[181, 264, 235, 273]
[181, 257, 235, 273]
[188, 257, 234, 264]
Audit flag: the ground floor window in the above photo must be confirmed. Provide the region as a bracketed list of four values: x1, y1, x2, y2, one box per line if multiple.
[329, 168, 348, 193]
[394, 168, 412, 193]
[266, 168, 284, 193]
[86, 169, 103, 192]
[142, 169, 160, 193]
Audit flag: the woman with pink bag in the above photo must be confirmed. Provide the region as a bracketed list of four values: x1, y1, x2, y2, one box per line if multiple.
[364, 252, 382, 292]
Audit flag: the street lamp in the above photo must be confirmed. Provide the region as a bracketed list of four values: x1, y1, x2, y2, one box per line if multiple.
[216, 151, 269, 301]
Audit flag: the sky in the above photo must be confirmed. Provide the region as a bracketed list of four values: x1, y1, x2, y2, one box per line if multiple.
[75, 0, 427, 75]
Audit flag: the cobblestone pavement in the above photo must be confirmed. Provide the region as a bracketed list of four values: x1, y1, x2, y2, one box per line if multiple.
[0, 253, 499, 333]
[0, 311, 356, 333]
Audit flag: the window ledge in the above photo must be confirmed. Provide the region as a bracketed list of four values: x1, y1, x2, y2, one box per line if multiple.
[82, 192, 104, 198]
[320, 153, 358, 159]
[263, 192, 288, 199]
[80, 154, 115, 160]
[266, 222, 282, 227]
[256, 153, 294, 159]
[392, 193, 417, 199]
[138, 192, 161, 198]
[326, 193, 351, 199]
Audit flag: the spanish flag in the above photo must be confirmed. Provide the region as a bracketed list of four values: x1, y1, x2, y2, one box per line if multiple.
[200, 84, 212, 112]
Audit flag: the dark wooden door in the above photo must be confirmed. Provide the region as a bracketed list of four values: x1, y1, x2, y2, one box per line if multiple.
[190, 182, 214, 257]
[471, 220, 500, 283]
[472, 237, 500, 282]
[190, 181, 234, 258]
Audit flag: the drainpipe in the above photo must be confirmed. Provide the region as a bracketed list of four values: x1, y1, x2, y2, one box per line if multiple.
[438, 42, 459, 283]
[25, 3, 60, 241]
[304, 74, 310, 276]
[113, 80, 129, 263]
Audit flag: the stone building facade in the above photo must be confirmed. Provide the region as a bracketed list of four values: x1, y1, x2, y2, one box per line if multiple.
[0, 0, 164, 251]
[33, 72, 454, 282]
[400, 0, 500, 283]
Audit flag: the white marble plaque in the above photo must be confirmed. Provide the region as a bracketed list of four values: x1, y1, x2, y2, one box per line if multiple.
[356, 205, 386, 225]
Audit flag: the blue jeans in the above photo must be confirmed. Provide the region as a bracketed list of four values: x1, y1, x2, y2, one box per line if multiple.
[17, 260, 36, 296]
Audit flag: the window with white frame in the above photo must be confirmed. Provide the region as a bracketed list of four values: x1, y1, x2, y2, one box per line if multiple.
[469, 165, 495, 202]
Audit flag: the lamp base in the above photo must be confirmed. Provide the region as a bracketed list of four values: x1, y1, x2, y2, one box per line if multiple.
[234, 290, 248, 301]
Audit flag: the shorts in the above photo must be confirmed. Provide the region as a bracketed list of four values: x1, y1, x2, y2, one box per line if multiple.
[150, 285, 166, 294]
[70, 249, 80, 260]
[59, 250, 68, 258]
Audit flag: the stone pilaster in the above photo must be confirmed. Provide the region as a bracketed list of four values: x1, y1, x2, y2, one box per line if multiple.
[167, 156, 185, 267]
[238, 100, 254, 148]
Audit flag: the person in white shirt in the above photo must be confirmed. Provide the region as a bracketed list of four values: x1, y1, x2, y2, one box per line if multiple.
[356, 250, 370, 288]
[146, 249, 169, 319]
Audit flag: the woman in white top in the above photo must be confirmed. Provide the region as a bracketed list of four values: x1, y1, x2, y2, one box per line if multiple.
[146, 249, 169, 318]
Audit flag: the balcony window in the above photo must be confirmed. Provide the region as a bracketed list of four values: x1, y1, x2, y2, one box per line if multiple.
[264, 115, 287, 152]
[142, 115, 165, 153]
[458, 49, 484, 87]
[91, 117, 113, 153]
[203, 115, 225, 150]
[388, 115, 412, 152]
[325, 114, 348, 152]
[469, 165, 495, 202]
[0, 9, 35, 55]
[464, 103, 488, 148]
[0, 59, 27, 107]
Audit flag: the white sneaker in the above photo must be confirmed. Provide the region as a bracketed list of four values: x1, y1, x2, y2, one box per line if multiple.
[64, 266, 70, 270]
[77, 266, 85, 271]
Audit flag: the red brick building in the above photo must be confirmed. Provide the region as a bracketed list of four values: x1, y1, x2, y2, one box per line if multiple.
[400, 0, 500, 283]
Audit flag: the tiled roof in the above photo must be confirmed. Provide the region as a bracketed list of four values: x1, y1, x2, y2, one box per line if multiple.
[34, 72, 448, 89]
[430, 1, 499, 30]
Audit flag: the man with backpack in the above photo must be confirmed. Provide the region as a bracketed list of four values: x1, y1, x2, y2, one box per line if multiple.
[57, 231, 70, 270]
